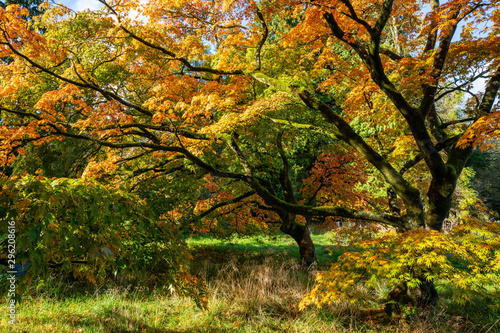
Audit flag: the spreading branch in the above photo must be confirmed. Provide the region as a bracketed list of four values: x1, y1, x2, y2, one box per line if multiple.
[196, 190, 256, 219]
[254, 8, 268, 71]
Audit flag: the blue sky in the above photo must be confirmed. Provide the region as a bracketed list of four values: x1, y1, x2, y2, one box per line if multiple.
[56, 0, 145, 21]
[57, 0, 103, 11]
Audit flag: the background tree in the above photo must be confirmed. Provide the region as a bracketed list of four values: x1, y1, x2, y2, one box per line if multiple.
[467, 143, 500, 217]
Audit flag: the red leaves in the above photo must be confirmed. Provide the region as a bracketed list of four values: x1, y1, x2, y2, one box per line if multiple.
[301, 148, 367, 209]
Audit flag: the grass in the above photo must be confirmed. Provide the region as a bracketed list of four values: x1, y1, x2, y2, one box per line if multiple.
[1, 230, 499, 332]
[186, 231, 342, 269]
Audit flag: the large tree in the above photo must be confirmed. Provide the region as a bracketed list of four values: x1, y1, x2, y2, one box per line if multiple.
[0, 0, 499, 286]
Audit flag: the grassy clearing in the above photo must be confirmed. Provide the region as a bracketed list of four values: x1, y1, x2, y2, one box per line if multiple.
[186, 231, 342, 269]
[1, 231, 499, 332]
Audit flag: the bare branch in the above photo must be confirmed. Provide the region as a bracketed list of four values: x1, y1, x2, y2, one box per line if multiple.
[438, 118, 476, 129]
[196, 191, 256, 219]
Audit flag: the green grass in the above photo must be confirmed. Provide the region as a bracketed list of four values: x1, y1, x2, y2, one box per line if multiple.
[1, 231, 499, 332]
[186, 230, 343, 268]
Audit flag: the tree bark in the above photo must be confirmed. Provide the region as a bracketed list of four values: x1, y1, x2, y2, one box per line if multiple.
[279, 212, 317, 268]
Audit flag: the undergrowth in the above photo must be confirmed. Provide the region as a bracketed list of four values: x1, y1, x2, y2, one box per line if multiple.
[0, 232, 498, 332]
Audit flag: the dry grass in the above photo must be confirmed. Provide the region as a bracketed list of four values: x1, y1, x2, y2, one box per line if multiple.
[196, 252, 311, 317]
[189, 246, 500, 333]
[2, 236, 499, 332]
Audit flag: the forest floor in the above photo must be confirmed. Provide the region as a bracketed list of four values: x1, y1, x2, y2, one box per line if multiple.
[1, 231, 499, 332]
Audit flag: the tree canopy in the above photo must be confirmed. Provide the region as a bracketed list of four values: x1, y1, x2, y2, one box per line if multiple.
[1, 0, 499, 309]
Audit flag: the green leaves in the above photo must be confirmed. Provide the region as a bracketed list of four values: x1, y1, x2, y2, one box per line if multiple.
[0, 175, 190, 294]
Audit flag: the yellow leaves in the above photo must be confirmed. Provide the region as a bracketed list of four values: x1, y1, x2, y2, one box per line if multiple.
[35, 84, 83, 111]
[166, 208, 184, 221]
[303, 222, 500, 309]
[182, 93, 236, 123]
[200, 91, 293, 135]
[0, 76, 24, 99]
[281, 6, 329, 49]
[174, 35, 206, 59]
[108, 0, 141, 15]
[152, 109, 176, 123]
[5, 4, 28, 16]
[220, 0, 237, 12]
[0, 4, 57, 61]
[39, 1, 51, 11]
[456, 112, 500, 150]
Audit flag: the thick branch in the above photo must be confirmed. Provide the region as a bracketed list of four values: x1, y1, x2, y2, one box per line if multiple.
[277, 132, 296, 204]
[337, 0, 373, 32]
[304, 2, 371, 32]
[0, 106, 41, 120]
[399, 135, 460, 175]
[322, 7, 449, 180]
[373, 0, 394, 41]
[103, 123, 211, 140]
[41, 121, 248, 181]
[419, 11, 459, 117]
[226, 137, 254, 177]
[477, 65, 500, 116]
[251, 183, 403, 227]
[254, 8, 268, 71]
[250, 72, 421, 214]
[380, 47, 404, 61]
[423, 0, 440, 53]
[323, 12, 351, 45]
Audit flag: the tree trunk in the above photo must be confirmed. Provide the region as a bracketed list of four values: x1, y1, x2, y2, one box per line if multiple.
[426, 146, 474, 231]
[385, 277, 438, 316]
[279, 212, 317, 268]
